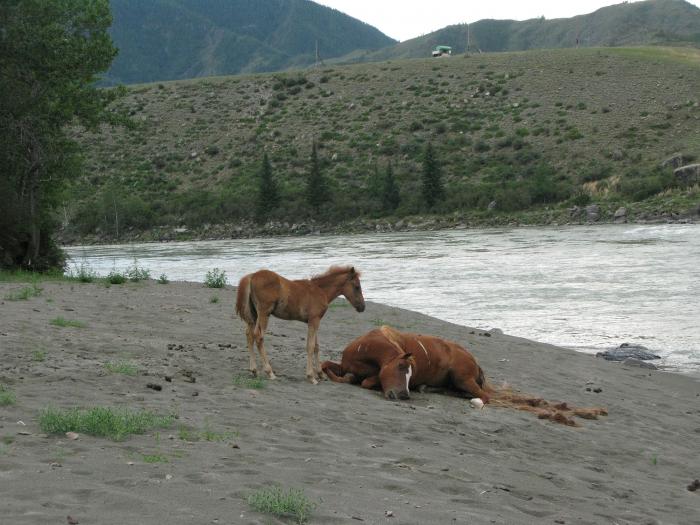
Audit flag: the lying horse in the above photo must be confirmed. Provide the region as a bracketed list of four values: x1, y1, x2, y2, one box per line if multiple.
[236, 266, 365, 383]
[323, 326, 607, 426]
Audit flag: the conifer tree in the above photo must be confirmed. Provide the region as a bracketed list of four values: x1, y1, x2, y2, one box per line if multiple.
[421, 142, 444, 209]
[381, 162, 401, 213]
[305, 141, 329, 214]
[255, 153, 279, 222]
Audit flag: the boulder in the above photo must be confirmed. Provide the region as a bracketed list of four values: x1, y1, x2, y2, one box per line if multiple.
[613, 207, 627, 223]
[585, 204, 600, 222]
[596, 343, 661, 361]
[674, 164, 700, 186]
[621, 358, 658, 370]
[660, 153, 688, 170]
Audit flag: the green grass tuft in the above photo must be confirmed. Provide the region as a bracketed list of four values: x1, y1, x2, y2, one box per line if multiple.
[157, 273, 169, 284]
[50, 317, 86, 328]
[247, 486, 315, 524]
[39, 407, 175, 441]
[32, 350, 46, 362]
[142, 453, 169, 463]
[104, 361, 139, 376]
[4, 283, 42, 301]
[0, 385, 16, 406]
[232, 374, 266, 389]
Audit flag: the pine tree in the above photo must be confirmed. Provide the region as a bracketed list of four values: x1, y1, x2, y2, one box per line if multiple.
[255, 153, 279, 222]
[381, 162, 401, 213]
[306, 141, 329, 214]
[421, 142, 444, 209]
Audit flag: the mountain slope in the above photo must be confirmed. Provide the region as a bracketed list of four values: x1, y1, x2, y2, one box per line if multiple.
[104, 0, 395, 85]
[68, 47, 700, 241]
[338, 0, 700, 63]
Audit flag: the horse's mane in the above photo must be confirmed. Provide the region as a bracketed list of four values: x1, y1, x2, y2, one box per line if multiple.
[310, 265, 360, 281]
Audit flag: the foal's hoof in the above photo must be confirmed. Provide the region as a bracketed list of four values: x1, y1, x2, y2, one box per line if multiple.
[249, 369, 258, 377]
[307, 376, 319, 385]
[266, 372, 277, 380]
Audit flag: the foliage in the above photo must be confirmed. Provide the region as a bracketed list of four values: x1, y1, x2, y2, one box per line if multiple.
[305, 142, 330, 215]
[204, 268, 227, 288]
[157, 273, 169, 284]
[126, 259, 151, 282]
[247, 486, 315, 524]
[232, 374, 266, 389]
[106, 269, 127, 284]
[421, 143, 444, 209]
[4, 283, 42, 301]
[0, 0, 121, 270]
[381, 162, 401, 213]
[255, 153, 280, 222]
[38, 406, 175, 440]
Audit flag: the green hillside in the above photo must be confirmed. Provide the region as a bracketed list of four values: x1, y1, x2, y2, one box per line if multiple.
[67, 47, 700, 241]
[104, 0, 395, 85]
[341, 0, 700, 63]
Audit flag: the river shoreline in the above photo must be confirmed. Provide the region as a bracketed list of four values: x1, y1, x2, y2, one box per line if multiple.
[1, 280, 698, 524]
[58, 203, 699, 246]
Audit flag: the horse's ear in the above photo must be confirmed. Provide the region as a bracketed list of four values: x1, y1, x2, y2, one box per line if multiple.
[350, 266, 355, 275]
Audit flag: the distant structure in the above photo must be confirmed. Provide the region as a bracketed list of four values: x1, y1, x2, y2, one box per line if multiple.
[431, 45, 452, 57]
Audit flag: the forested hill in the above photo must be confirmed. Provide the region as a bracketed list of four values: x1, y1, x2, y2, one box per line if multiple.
[338, 0, 700, 63]
[67, 47, 700, 243]
[103, 0, 395, 85]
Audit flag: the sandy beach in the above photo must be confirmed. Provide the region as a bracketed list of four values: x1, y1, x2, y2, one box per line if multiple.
[1, 279, 698, 524]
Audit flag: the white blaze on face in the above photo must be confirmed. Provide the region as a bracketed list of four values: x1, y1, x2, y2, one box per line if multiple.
[405, 365, 413, 392]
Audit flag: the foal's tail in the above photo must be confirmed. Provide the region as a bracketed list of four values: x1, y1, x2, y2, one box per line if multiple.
[235, 275, 256, 324]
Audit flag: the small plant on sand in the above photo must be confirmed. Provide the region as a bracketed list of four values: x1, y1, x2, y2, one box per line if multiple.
[39, 407, 175, 441]
[105, 361, 139, 376]
[204, 268, 227, 288]
[157, 273, 169, 284]
[106, 269, 126, 284]
[126, 259, 151, 282]
[50, 317, 86, 328]
[209, 295, 220, 304]
[142, 453, 168, 463]
[247, 486, 315, 524]
[32, 350, 46, 362]
[70, 261, 98, 283]
[232, 373, 266, 389]
[4, 283, 42, 301]
[0, 385, 16, 406]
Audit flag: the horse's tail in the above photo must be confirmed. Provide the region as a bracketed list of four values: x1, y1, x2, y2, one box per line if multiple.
[235, 275, 256, 324]
[487, 384, 608, 427]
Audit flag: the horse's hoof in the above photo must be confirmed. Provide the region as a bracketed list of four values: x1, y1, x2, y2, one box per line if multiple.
[250, 369, 258, 377]
[316, 371, 328, 381]
[267, 372, 277, 380]
[307, 377, 319, 385]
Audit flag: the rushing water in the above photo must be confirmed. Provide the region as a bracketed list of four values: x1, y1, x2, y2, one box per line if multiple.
[65, 224, 700, 376]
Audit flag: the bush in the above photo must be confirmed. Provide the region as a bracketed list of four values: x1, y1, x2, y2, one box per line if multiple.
[106, 269, 126, 284]
[204, 268, 227, 288]
[126, 260, 150, 282]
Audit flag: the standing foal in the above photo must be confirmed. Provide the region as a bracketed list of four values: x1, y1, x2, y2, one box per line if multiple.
[236, 266, 365, 383]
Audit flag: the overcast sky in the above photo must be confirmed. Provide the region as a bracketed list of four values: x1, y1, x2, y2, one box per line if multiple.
[314, 0, 700, 41]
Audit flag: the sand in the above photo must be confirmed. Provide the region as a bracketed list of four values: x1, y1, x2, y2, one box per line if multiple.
[1, 280, 698, 525]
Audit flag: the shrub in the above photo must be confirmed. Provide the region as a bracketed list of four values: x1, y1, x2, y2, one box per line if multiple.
[0, 385, 16, 406]
[157, 273, 169, 284]
[126, 259, 151, 282]
[106, 270, 126, 284]
[204, 268, 227, 288]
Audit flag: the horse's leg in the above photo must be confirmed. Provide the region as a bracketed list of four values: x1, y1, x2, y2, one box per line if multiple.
[360, 375, 381, 390]
[253, 313, 277, 380]
[245, 324, 257, 376]
[321, 361, 358, 384]
[313, 338, 327, 380]
[450, 371, 489, 402]
[305, 319, 320, 384]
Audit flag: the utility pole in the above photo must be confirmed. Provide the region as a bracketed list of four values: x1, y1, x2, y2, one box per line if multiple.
[466, 23, 470, 54]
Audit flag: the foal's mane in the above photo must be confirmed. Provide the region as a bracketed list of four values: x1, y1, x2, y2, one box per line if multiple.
[310, 265, 360, 281]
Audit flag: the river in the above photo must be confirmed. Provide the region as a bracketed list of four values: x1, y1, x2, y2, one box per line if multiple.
[65, 224, 700, 376]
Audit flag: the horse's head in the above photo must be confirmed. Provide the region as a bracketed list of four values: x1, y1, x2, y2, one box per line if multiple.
[341, 267, 365, 313]
[380, 353, 415, 400]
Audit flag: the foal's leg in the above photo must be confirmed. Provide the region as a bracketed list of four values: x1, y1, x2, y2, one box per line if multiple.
[245, 324, 257, 376]
[305, 319, 320, 384]
[313, 338, 327, 380]
[253, 313, 277, 380]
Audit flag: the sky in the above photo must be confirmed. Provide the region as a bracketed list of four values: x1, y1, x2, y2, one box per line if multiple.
[314, 0, 700, 41]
